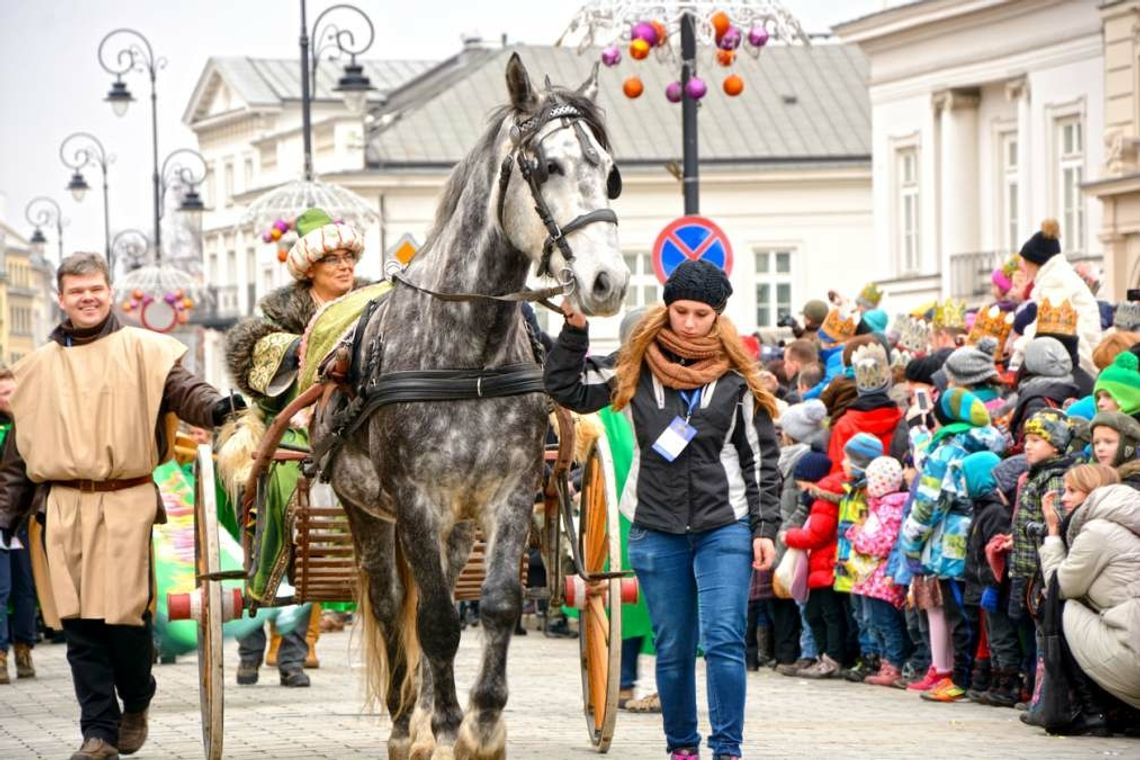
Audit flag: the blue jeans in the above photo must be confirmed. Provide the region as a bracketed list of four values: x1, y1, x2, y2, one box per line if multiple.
[797, 602, 817, 660]
[849, 594, 881, 658]
[629, 520, 752, 757]
[865, 598, 908, 667]
[0, 528, 37, 651]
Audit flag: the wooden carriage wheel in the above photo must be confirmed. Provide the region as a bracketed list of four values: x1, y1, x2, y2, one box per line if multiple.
[193, 444, 225, 760]
[575, 435, 622, 753]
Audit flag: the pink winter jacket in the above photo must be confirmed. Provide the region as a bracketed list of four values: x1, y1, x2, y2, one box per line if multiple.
[847, 491, 908, 608]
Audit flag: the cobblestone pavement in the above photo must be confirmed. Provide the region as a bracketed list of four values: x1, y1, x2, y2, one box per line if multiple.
[1, 620, 1136, 760]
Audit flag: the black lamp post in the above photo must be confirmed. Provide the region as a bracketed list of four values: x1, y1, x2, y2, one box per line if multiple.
[59, 131, 113, 264]
[111, 228, 151, 273]
[299, 1, 377, 180]
[24, 196, 67, 263]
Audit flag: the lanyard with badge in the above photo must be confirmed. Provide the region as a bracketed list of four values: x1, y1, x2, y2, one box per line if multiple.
[652, 386, 702, 462]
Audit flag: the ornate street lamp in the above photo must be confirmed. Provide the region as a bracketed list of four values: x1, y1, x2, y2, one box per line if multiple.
[559, 1, 808, 213]
[24, 196, 68, 264]
[111, 228, 151, 274]
[60, 131, 114, 263]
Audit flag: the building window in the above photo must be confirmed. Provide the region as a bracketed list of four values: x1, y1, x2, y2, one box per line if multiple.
[754, 249, 793, 328]
[623, 251, 659, 309]
[1000, 131, 1019, 251]
[896, 148, 920, 274]
[224, 161, 234, 207]
[1057, 117, 1084, 253]
[243, 156, 254, 190]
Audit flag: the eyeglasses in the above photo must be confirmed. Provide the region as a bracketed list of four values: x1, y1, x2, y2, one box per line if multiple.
[316, 253, 358, 268]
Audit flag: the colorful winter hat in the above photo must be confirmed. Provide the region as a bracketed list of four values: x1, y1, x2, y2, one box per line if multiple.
[793, 451, 832, 483]
[991, 254, 1021, 295]
[933, 387, 991, 428]
[852, 342, 891, 396]
[1020, 218, 1062, 266]
[865, 456, 903, 498]
[286, 207, 364, 281]
[844, 432, 884, 475]
[956, 451, 1001, 499]
[1094, 351, 1140, 416]
[856, 308, 889, 336]
[1023, 408, 1073, 451]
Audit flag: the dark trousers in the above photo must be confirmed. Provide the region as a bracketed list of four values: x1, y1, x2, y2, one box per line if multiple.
[745, 599, 772, 666]
[238, 606, 311, 673]
[904, 606, 931, 672]
[0, 532, 37, 650]
[620, 635, 644, 690]
[940, 579, 980, 688]
[984, 605, 1021, 670]
[62, 616, 156, 744]
[865, 598, 910, 667]
[804, 587, 848, 664]
[767, 597, 802, 664]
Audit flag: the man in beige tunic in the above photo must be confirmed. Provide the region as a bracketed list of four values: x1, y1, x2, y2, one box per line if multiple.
[0, 253, 242, 760]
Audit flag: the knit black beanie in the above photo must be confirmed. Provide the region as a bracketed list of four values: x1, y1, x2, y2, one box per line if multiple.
[663, 259, 733, 313]
[1020, 219, 1061, 266]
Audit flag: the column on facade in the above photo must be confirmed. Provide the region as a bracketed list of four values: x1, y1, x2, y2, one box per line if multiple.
[933, 88, 981, 297]
[1006, 77, 1031, 246]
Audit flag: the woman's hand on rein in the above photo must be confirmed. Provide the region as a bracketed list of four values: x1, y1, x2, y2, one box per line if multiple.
[560, 299, 587, 329]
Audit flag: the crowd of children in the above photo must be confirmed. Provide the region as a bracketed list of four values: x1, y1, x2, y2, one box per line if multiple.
[748, 219, 1140, 738]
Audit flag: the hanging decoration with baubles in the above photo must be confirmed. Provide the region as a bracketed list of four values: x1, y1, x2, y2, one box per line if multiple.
[600, 7, 774, 102]
[121, 287, 194, 333]
[262, 217, 300, 264]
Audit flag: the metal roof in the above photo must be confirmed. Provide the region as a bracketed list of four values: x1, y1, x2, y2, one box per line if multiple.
[366, 43, 870, 168]
[206, 57, 436, 106]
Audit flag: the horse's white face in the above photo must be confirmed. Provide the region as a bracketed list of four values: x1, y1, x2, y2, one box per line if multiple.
[499, 56, 630, 317]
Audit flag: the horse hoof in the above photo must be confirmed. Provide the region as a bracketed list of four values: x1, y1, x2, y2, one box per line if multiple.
[430, 747, 456, 760]
[410, 743, 436, 760]
[388, 737, 412, 760]
[454, 716, 506, 760]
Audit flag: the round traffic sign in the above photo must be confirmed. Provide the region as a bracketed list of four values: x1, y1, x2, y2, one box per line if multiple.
[651, 215, 734, 285]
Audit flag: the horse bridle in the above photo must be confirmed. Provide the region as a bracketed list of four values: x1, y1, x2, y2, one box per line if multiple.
[496, 100, 621, 279]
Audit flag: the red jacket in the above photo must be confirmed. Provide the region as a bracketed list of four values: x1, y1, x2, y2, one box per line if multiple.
[783, 473, 843, 589]
[827, 403, 902, 474]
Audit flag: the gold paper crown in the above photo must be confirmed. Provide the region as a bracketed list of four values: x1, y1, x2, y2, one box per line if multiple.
[819, 308, 857, 344]
[967, 304, 1014, 349]
[857, 282, 883, 309]
[932, 299, 967, 331]
[1036, 298, 1078, 337]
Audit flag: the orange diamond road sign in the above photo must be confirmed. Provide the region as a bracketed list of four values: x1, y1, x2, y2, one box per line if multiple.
[388, 233, 420, 265]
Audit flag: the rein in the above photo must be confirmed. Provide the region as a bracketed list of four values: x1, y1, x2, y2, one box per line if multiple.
[390, 270, 569, 314]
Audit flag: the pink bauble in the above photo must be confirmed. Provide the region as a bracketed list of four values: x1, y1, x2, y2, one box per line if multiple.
[719, 26, 742, 50]
[665, 81, 683, 103]
[273, 219, 289, 232]
[261, 231, 273, 243]
[748, 26, 770, 48]
[142, 294, 154, 305]
[164, 292, 177, 305]
[631, 21, 659, 47]
[601, 45, 622, 67]
[685, 77, 708, 100]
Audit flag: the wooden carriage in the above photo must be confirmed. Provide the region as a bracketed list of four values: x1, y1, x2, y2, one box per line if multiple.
[170, 395, 634, 760]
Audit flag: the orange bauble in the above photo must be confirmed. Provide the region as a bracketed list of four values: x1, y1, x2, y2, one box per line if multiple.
[724, 74, 745, 96]
[623, 76, 644, 98]
[630, 39, 650, 60]
[716, 49, 735, 67]
[277, 249, 288, 263]
[651, 20, 668, 46]
[711, 11, 731, 40]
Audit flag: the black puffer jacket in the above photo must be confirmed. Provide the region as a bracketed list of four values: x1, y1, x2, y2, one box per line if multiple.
[544, 323, 781, 540]
[964, 493, 1011, 605]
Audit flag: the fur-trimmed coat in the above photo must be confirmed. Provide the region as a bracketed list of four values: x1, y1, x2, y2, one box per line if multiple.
[225, 279, 368, 401]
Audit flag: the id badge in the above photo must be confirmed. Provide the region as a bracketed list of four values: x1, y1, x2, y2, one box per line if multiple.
[652, 416, 697, 461]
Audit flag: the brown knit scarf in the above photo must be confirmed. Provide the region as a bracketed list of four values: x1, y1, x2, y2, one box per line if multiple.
[646, 328, 730, 390]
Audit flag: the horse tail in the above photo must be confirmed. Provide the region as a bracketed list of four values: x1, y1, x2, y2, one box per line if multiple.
[358, 533, 420, 716]
[215, 407, 267, 506]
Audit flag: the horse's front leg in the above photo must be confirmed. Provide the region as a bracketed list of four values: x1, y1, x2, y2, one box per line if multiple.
[398, 491, 465, 760]
[455, 487, 534, 760]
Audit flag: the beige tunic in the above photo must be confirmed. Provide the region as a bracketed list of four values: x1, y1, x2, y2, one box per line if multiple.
[11, 327, 185, 626]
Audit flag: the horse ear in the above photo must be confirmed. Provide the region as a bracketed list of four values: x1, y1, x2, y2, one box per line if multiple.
[506, 53, 537, 111]
[577, 62, 600, 102]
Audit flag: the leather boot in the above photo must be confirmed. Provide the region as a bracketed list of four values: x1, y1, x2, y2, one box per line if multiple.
[236, 658, 260, 685]
[304, 602, 321, 669]
[0, 651, 8, 685]
[13, 643, 34, 678]
[280, 668, 310, 687]
[117, 709, 148, 755]
[980, 668, 1020, 708]
[755, 625, 774, 668]
[68, 737, 120, 760]
[965, 657, 991, 700]
[1050, 670, 1111, 737]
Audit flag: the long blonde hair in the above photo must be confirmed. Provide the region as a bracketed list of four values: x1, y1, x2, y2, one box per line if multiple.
[611, 304, 778, 418]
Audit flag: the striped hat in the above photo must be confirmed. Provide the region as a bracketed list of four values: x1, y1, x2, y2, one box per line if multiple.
[286, 207, 365, 281]
[844, 432, 884, 475]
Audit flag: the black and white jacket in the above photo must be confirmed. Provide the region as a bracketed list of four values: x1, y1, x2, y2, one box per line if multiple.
[545, 323, 781, 540]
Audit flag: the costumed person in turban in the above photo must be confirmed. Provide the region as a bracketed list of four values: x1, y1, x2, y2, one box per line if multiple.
[221, 208, 370, 688]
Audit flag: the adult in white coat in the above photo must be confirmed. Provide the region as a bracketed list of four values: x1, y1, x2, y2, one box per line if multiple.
[1013, 219, 1102, 375]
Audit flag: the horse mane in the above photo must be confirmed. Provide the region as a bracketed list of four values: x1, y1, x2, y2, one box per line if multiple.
[419, 86, 612, 254]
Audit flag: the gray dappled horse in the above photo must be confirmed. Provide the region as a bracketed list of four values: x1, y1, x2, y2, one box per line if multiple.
[314, 54, 628, 760]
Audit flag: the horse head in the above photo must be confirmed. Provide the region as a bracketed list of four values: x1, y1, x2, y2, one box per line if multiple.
[496, 53, 629, 317]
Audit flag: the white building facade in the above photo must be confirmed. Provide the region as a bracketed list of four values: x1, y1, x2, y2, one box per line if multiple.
[836, 0, 1107, 312]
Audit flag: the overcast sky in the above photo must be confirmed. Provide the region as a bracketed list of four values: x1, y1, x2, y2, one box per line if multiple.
[0, 0, 883, 255]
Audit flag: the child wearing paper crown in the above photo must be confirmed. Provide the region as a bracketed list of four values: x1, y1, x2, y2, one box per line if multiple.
[831, 432, 885, 682]
[847, 455, 910, 687]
